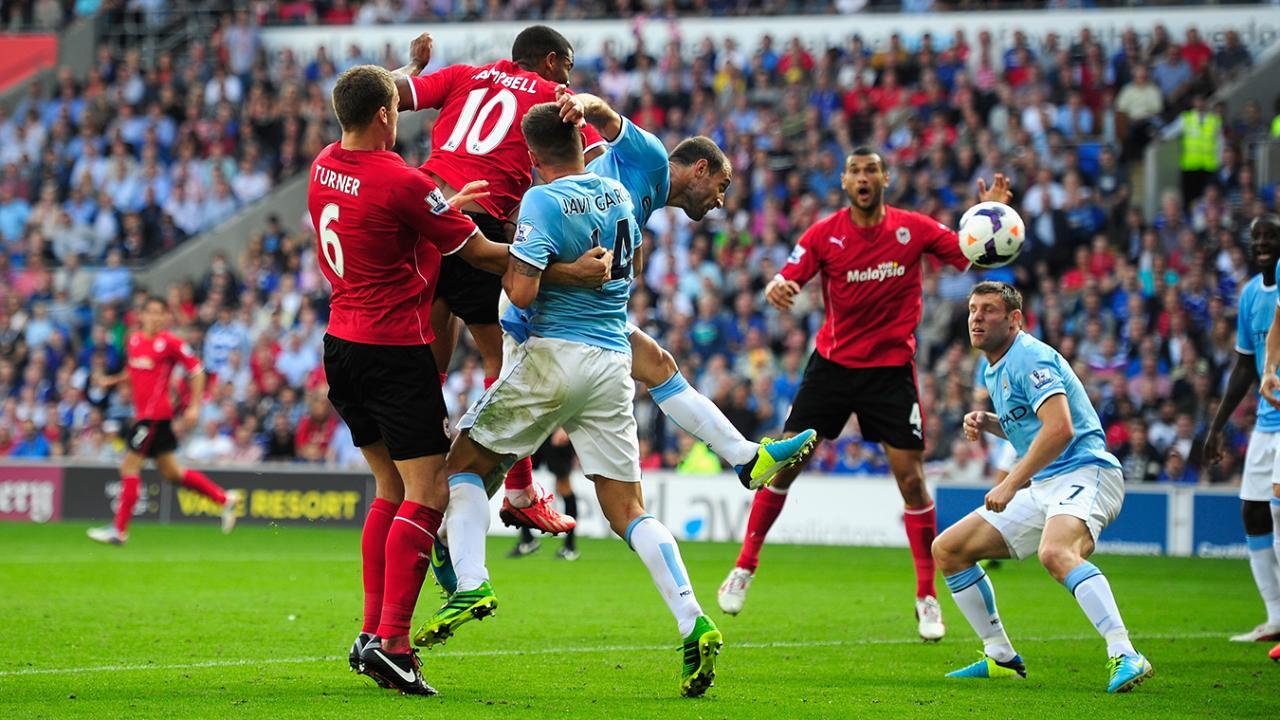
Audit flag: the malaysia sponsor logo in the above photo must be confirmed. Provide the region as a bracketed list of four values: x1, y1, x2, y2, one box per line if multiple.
[896, 227, 911, 245]
[846, 261, 906, 284]
[129, 356, 156, 370]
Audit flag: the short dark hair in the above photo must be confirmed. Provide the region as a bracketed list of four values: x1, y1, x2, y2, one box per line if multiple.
[669, 136, 729, 176]
[145, 295, 168, 310]
[521, 102, 581, 166]
[846, 146, 884, 168]
[968, 281, 1023, 313]
[331, 65, 395, 132]
[511, 25, 572, 66]
[1252, 213, 1280, 239]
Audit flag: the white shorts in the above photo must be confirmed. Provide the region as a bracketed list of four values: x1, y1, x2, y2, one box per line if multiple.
[978, 465, 1125, 560]
[1242, 429, 1280, 502]
[460, 335, 642, 482]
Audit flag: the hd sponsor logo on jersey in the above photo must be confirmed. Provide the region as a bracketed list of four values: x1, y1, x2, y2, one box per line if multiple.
[846, 261, 907, 284]
[426, 188, 450, 215]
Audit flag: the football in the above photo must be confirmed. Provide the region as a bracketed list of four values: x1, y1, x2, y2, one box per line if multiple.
[958, 201, 1025, 269]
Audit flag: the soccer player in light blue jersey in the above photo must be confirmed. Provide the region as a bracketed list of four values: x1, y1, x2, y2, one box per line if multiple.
[1206, 215, 1280, 644]
[498, 89, 816, 492]
[418, 103, 723, 698]
[933, 281, 1153, 693]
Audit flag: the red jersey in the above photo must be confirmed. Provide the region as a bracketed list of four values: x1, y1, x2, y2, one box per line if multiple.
[126, 330, 202, 420]
[309, 142, 479, 346]
[408, 59, 604, 220]
[779, 205, 970, 369]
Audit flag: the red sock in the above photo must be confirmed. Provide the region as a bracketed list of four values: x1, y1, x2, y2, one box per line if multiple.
[504, 456, 533, 492]
[376, 501, 444, 640]
[181, 469, 226, 505]
[361, 498, 399, 634]
[114, 475, 140, 534]
[903, 503, 938, 599]
[735, 488, 788, 573]
[439, 372, 448, 386]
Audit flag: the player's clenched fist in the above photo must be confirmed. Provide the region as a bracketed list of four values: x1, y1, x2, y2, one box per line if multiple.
[1262, 371, 1280, 410]
[962, 411, 986, 442]
[984, 481, 1017, 513]
[555, 85, 585, 127]
[764, 277, 801, 311]
[408, 32, 432, 72]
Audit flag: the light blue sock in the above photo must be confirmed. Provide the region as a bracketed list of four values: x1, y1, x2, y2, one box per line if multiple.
[1064, 562, 1135, 658]
[945, 566, 1014, 661]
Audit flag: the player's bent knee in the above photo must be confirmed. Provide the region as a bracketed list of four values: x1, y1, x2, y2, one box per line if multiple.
[1037, 544, 1082, 581]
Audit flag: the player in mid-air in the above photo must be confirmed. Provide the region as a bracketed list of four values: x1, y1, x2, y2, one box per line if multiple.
[395, 28, 811, 538]
[1205, 215, 1280, 644]
[934, 281, 1153, 693]
[307, 64, 516, 695]
[87, 296, 241, 545]
[393, 26, 606, 534]
[421, 103, 723, 698]
[717, 147, 1010, 641]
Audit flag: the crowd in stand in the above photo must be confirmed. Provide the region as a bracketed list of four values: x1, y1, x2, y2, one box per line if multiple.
[2, 16, 1279, 490]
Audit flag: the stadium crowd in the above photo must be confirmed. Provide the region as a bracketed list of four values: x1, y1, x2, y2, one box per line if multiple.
[0, 15, 1278, 490]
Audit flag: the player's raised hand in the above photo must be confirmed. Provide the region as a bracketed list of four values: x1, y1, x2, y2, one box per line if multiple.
[963, 411, 985, 442]
[764, 277, 801, 311]
[408, 32, 433, 73]
[984, 481, 1017, 513]
[977, 174, 1013, 204]
[448, 180, 490, 210]
[555, 85, 586, 127]
[1262, 371, 1280, 410]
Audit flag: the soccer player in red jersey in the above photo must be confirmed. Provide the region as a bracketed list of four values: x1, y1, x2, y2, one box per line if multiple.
[309, 64, 519, 695]
[717, 147, 1011, 641]
[87, 297, 242, 545]
[392, 26, 607, 534]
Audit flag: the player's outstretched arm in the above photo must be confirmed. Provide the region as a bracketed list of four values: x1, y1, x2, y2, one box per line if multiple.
[504, 256, 543, 309]
[1262, 306, 1280, 410]
[391, 32, 432, 111]
[985, 394, 1072, 512]
[543, 246, 613, 288]
[1204, 352, 1259, 464]
[556, 88, 622, 142]
[456, 232, 514, 276]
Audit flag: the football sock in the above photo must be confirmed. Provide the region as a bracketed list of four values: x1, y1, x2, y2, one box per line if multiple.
[113, 475, 140, 534]
[361, 498, 399, 634]
[903, 503, 938, 599]
[503, 458, 536, 504]
[1246, 530, 1280, 625]
[1063, 562, 1136, 658]
[649, 371, 757, 467]
[447, 473, 491, 592]
[945, 566, 1015, 662]
[625, 514, 702, 636]
[734, 486, 788, 573]
[439, 372, 448, 386]
[181, 469, 226, 505]
[376, 501, 442, 642]
[563, 492, 578, 550]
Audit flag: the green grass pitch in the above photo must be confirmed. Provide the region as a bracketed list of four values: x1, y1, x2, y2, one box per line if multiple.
[1, 522, 1276, 719]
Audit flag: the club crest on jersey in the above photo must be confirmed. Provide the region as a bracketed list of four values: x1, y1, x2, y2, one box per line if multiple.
[1030, 369, 1056, 390]
[896, 227, 911, 245]
[426, 188, 450, 215]
[154, 339, 166, 352]
[1002, 378, 1011, 399]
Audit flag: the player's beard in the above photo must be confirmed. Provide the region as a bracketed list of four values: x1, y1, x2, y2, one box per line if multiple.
[851, 185, 882, 213]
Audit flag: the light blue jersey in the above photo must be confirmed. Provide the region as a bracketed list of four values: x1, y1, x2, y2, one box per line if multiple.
[982, 332, 1121, 481]
[503, 117, 668, 342]
[1238, 274, 1280, 432]
[508, 172, 640, 354]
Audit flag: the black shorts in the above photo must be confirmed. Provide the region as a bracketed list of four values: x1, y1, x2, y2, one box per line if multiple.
[323, 334, 451, 461]
[436, 211, 510, 326]
[537, 439, 576, 477]
[124, 419, 178, 458]
[783, 352, 925, 450]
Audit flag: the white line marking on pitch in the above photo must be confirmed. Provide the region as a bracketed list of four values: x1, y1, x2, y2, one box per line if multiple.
[0, 632, 1226, 678]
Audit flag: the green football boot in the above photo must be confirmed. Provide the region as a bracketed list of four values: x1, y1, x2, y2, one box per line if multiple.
[413, 581, 497, 648]
[680, 615, 723, 698]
